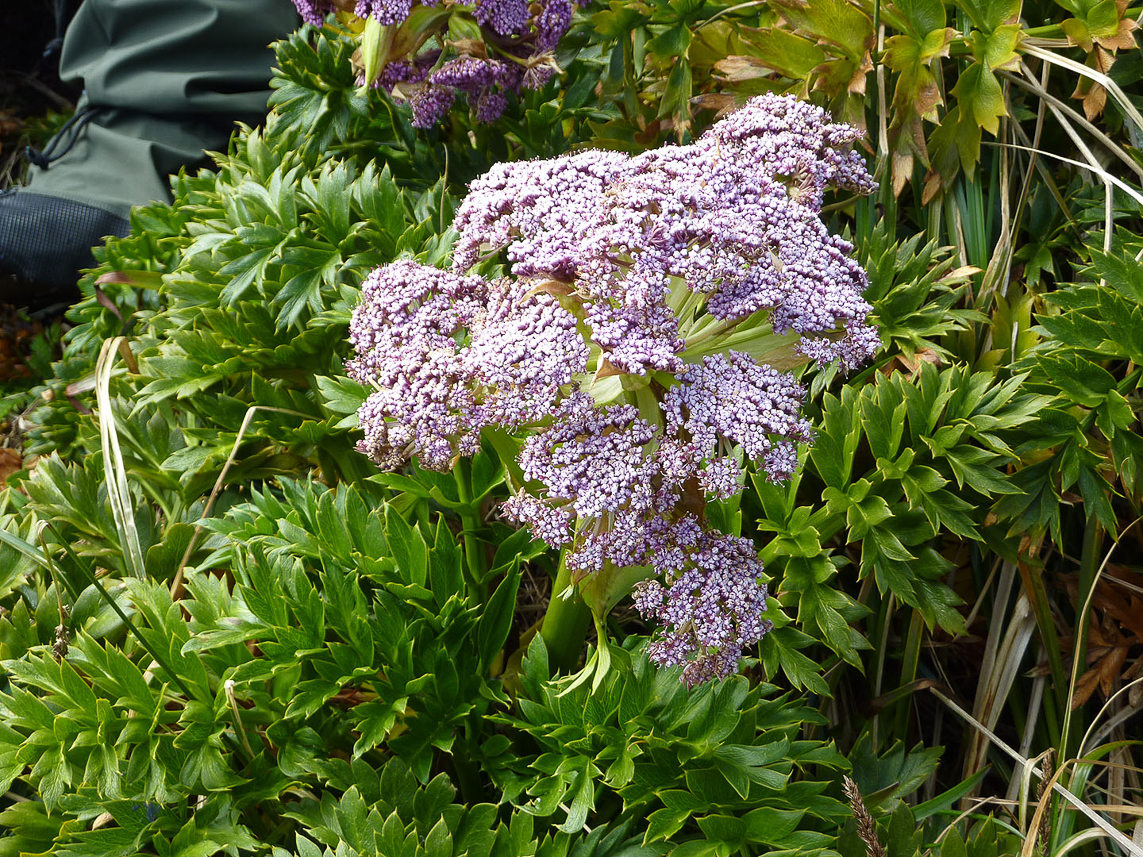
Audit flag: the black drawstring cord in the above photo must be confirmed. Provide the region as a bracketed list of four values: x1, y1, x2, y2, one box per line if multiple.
[25, 106, 97, 170]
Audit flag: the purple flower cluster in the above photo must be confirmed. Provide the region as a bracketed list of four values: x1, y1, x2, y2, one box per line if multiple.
[378, 55, 436, 91]
[535, 0, 573, 50]
[633, 522, 772, 686]
[402, 57, 527, 126]
[295, 0, 439, 26]
[347, 261, 587, 470]
[350, 95, 877, 683]
[355, 0, 414, 25]
[292, 0, 340, 26]
[317, 0, 573, 127]
[662, 352, 813, 486]
[474, 0, 531, 36]
[373, 0, 575, 127]
[453, 93, 879, 372]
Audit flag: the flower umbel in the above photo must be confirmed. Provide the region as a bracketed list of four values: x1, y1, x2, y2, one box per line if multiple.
[349, 94, 878, 682]
[297, 0, 574, 126]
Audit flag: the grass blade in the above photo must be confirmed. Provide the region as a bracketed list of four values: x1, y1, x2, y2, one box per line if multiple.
[95, 336, 145, 579]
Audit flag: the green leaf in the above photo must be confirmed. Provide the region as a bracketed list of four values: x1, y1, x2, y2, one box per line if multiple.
[742, 807, 804, 845]
[670, 840, 723, 857]
[145, 523, 197, 581]
[776, 0, 874, 55]
[219, 246, 276, 305]
[429, 516, 464, 604]
[1036, 354, 1116, 406]
[385, 506, 428, 587]
[360, 17, 389, 87]
[958, 0, 1020, 31]
[712, 741, 790, 797]
[648, 25, 692, 57]
[730, 30, 826, 80]
[645, 807, 692, 844]
[657, 60, 693, 127]
[885, 802, 923, 856]
[968, 24, 1022, 69]
[695, 814, 745, 847]
[891, 0, 946, 35]
[274, 259, 337, 330]
[477, 570, 520, 666]
[558, 758, 596, 833]
[758, 626, 829, 694]
[952, 62, 1007, 135]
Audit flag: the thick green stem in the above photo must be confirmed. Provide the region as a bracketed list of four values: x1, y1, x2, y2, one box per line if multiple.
[450, 724, 484, 805]
[456, 458, 488, 600]
[540, 550, 593, 674]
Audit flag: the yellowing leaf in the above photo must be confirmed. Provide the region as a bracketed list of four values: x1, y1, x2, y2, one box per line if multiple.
[952, 61, 1007, 135]
[920, 26, 957, 60]
[812, 53, 874, 103]
[969, 24, 1023, 70]
[883, 32, 924, 71]
[1060, 16, 1095, 50]
[888, 47, 944, 119]
[773, 0, 875, 59]
[1089, 0, 1139, 50]
[884, 27, 953, 124]
[925, 102, 981, 194]
[734, 28, 829, 79]
[1072, 45, 1115, 118]
[714, 55, 773, 81]
[690, 92, 743, 118]
[887, 111, 930, 194]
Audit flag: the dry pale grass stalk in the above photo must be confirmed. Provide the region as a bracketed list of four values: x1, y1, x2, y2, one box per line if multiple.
[964, 572, 1037, 792]
[1006, 66, 1143, 181]
[999, 144, 1143, 208]
[843, 775, 886, 857]
[95, 336, 145, 579]
[932, 687, 1143, 857]
[1021, 43, 1143, 135]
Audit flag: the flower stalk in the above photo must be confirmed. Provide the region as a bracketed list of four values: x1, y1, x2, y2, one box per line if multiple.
[539, 549, 593, 674]
[455, 456, 488, 600]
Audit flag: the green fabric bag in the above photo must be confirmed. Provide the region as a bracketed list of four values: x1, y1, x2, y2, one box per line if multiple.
[27, 0, 299, 218]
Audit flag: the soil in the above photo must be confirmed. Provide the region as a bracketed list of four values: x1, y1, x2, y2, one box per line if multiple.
[1, 0, 82, 187]
[0, 1, 82, 389]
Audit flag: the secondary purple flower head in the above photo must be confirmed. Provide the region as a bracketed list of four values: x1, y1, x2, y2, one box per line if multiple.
[360, 0, 574, 125]
[292, 0, 339, 26]
[535, 0, 573, 50]
[515, 394, 657, 521]
[350, 95, 876, 684]
[474, 0, 530, 36]
[408, 86, 456, 128]
[355, 0, 414, 24]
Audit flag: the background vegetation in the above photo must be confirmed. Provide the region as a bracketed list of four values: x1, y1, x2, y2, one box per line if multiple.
[1, 2, 1142, 855]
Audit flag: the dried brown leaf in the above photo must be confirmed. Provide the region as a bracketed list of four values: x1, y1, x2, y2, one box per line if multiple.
[0, 448, 22, 483]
